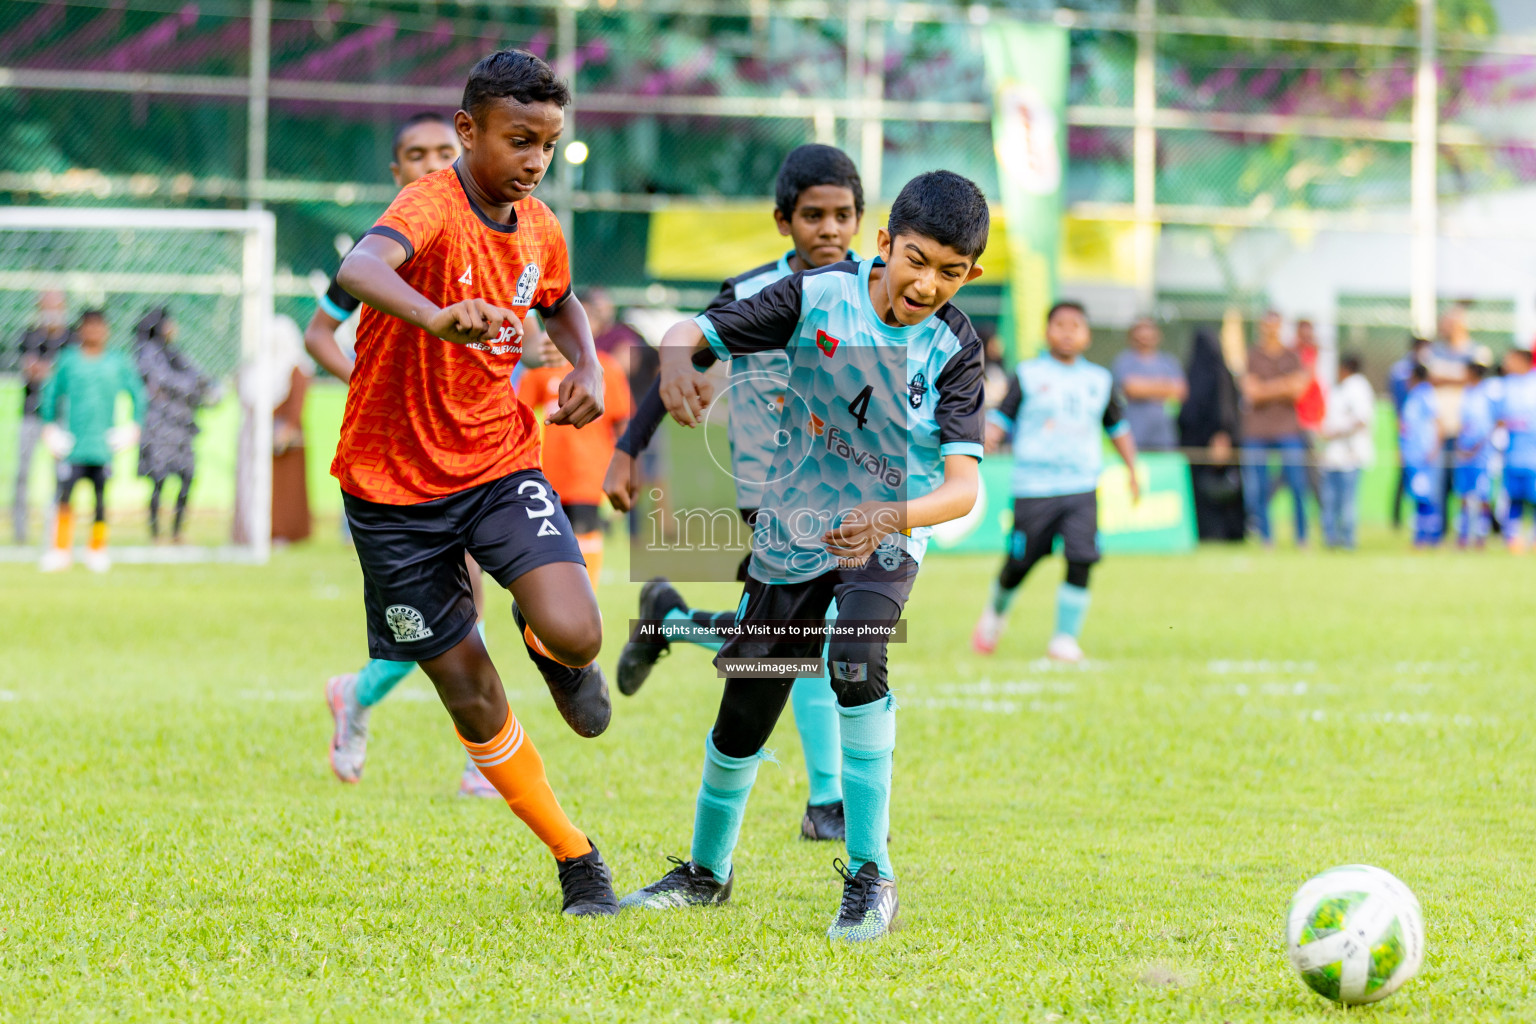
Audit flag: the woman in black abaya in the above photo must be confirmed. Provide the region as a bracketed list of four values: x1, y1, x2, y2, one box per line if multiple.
[1178, 327, 1246, 541]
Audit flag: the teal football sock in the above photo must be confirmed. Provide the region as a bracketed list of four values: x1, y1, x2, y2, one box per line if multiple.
[689, 734, 762, 884]
[791, 674, 842, 806]
[354, 658, 416, 707]
[990, 579, 1018, 616]
[659, 607, 726, 652]
[1054, 582, 1091, 639]
[838, 694, 896, 880]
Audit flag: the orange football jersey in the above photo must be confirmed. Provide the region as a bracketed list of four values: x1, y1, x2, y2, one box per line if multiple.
[517, 351, 632, 506]
[332, 163, 574, 504]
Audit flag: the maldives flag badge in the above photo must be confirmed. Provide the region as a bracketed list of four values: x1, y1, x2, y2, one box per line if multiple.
[815, 329, 841, 357]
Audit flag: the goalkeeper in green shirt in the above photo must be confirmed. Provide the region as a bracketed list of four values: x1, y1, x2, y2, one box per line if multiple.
[38, 310, 146, 573]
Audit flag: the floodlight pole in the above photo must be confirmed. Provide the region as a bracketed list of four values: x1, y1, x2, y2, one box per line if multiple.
[1410, 0, 1438, 338]
[555, 3, 577, 230]
[246, 0, 271, 211]
[1133, 0, 1157, 309]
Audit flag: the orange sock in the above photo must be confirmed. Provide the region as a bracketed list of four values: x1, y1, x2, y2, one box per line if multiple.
[53, 507, 74, 550]
[576, 532, 603, 589]
[522, 622, 590, 669]
[458, 710, 592, 861]
[90, 521, 108, 551]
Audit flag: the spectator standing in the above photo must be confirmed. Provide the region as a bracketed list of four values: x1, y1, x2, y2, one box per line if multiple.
[134, 307, 217, 544]
[1317, 353, 1375, 550]
[1293, 318, 1327, 505]
[1240, 310, 1312, 546]
[1111, 316, 1187, 451]
[1429, 302, 1474, 510]
[12, 290, 72, 543]
[1178, 328, 1245, 541]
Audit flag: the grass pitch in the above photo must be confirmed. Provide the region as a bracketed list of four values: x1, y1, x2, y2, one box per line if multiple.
[4, 531, 1534, 1022]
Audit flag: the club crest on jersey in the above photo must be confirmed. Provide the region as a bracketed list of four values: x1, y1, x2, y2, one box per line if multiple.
[385, 604, 434, 643]
[815, 329, 841, 357]
[907, 371, 928, 409]
[514, 262, 541, 307]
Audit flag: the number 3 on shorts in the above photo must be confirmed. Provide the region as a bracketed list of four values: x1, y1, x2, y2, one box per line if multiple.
[519, 479, 563, 537]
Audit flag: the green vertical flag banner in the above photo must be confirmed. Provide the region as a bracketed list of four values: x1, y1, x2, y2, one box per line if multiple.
[982, 21, 1069, 361]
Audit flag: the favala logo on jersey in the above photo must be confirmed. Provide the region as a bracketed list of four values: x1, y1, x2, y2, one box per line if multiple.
[826, 426, 903, 487]
[815, 330, 841, 357]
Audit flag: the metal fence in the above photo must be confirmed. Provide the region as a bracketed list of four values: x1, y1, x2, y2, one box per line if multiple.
[2, 0, 1534, 377]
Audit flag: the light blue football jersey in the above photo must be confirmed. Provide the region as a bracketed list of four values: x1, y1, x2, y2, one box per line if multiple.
[1497, 371, 1536, 471]
[1399, 382, 1440, 467]
[988, 354, 1130, 498]
[696, 257, 985, 585]
[713, 250, 854, 509]
[1456, 377, 1501, 468]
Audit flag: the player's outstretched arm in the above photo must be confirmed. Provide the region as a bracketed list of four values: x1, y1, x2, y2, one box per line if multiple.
[657, 320, 715, 427]
[542, 298, 603, 429]
[822, 455, 981, 564]
[337, 235, 519, 348]
[303, 309, 353, 384]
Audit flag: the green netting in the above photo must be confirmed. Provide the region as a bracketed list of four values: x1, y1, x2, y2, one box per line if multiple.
[0, 224, 248, 380]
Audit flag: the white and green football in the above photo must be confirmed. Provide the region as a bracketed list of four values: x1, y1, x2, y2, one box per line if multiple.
[1286, 864, 1425, 1005]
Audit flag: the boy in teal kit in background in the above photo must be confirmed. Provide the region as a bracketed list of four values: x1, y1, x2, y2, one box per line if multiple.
[619, 171, 990, 943]
[1452, 348, 1499, 549]
[971, 301, 1139, 663]
[603, 144, 864, 841]
[38, 309, 145, 574]
[1400, 362, 1444, 548]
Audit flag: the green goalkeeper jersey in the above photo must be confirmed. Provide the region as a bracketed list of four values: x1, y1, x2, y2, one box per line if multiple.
[39, 346, 146, 466]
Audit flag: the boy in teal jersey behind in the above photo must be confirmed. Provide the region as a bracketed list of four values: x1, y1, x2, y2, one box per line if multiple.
[618, 171, 990, 943]
[38, 309, 146, 573]
[972, 301, 1139, 663]
[603, 144, 863, 841]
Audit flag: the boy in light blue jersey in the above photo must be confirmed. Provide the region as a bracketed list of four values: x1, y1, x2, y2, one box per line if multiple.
[1497, 346, 1536, 552]
[1399, 361, 1444, 547]
[1452, 348, 1499, 549]
[604, 144, 863, 842]
[972, 301, 1138, 663]
[618, 171, 989, 943]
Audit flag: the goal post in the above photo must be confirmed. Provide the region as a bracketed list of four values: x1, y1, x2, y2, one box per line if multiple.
[0, 205, 276, 563]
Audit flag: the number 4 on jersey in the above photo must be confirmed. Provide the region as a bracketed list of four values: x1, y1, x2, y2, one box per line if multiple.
[846, 384, 874, 430]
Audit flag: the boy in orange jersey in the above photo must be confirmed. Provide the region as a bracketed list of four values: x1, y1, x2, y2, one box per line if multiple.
[331, 49, 616, 916]
[517, 313, 631, 588]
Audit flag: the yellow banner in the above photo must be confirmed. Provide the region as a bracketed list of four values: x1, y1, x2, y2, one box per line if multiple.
[645, 205, 1136, 289]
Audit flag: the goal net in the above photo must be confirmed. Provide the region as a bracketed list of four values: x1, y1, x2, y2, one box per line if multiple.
[0, 206, 276, 563]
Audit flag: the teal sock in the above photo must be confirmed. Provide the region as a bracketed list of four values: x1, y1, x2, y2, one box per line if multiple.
[689, 734, 762, 884]
[1054, 582, 1090, 639]
[659, 607, 725, 652]
[838, 695, 896, 880]
[791, 675, 843, 806]
[354, 658, 416, 707]
[990, 579, 1018, 615]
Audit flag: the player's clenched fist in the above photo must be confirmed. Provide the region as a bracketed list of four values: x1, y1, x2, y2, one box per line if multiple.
[426, 298, 523, 347]
[823, 502, 903, 567]
[548, 357, 604, 428]
[658, 357, 714, 427]
[603, 450, 639, 512]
